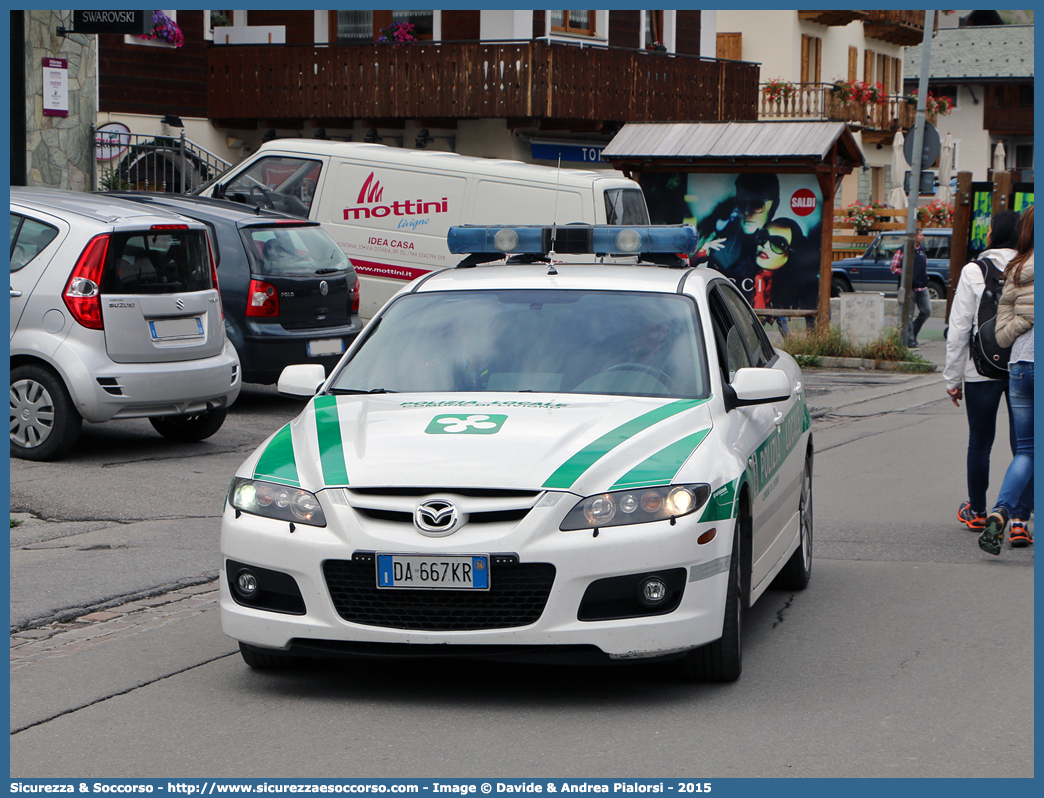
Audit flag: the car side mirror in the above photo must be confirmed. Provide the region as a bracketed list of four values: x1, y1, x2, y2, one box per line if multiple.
[724, 367, 792, 411]
[277, 364, 327, 399]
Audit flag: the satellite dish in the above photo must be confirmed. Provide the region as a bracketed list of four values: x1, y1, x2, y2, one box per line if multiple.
[904, 122, 941, 169]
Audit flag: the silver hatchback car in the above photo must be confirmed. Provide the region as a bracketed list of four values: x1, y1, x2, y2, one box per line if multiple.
[10, 188, 241, 460]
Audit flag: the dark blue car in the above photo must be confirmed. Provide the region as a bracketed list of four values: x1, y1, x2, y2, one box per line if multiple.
[109, 193, 363, 384]
[831, 229, 951, 300]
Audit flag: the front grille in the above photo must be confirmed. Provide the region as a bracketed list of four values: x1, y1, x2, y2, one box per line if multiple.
[323, 553, 556, 631]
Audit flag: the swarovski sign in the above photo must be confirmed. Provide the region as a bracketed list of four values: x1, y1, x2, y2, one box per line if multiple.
[70, 10, 153, 35]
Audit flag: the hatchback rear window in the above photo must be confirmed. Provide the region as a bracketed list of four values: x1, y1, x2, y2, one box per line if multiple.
[242, 225, 350, 276]
[101, 229, 211, 294]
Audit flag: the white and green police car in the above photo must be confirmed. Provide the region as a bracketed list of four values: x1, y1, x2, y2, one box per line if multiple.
[221, 224, 813, 681]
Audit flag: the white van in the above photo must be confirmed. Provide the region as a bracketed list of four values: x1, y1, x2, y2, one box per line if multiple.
[196, 141, 650, 319]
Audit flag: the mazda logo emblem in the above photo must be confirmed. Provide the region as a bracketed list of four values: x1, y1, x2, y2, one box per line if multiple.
[175, 298, 185, 311]
[414, 500, 460, 536]
[319, 280, 329, 296]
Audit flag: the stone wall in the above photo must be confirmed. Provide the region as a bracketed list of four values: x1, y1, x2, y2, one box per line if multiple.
[24, 11, 97, 190]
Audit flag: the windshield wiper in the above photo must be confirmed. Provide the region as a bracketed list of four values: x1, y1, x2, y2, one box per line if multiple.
[328, 387, 397, 395]
[315, 267, 344, 275]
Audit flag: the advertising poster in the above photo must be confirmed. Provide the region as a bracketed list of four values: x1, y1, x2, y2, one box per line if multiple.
[969, 182, 1034, 257]
[643, 172, 822, 313]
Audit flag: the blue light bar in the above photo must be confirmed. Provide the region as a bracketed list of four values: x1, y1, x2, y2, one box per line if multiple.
[447, 225, 699, 256]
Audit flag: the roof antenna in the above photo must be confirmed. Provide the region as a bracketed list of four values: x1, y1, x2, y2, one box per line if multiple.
[547, 155, 561, 275]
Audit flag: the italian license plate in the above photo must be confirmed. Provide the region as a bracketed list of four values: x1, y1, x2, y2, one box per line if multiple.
[149, 316, 204, 340]
[376, 554, 489, 590]
[307, 338, 344, 357]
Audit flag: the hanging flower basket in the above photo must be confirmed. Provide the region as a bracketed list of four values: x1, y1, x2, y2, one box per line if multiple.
[837, 201, 886, 234]
[137, 11, 185, 48]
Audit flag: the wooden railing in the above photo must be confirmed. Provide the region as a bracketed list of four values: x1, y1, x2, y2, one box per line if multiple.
[759, 84, 921, 131]
[831, 208, 908, 261]
[208, 41, 759, 124]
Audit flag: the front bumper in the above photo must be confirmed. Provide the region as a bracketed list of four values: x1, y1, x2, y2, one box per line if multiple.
[220, 489, 734, 661]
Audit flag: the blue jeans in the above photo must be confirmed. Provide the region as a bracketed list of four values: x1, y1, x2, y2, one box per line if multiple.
[964, 379, 1033, 517]
[995, 362, 1034, 516]
[905, 289, 932, 345]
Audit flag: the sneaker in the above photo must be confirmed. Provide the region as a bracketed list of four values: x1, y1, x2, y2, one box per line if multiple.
[1009, 520, 1033, 548]
[957, 501, 986, 530]
[978, 507, 1008, 556]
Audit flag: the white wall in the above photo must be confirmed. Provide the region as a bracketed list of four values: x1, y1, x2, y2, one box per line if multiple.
[931, 84, 991, 181]
[480, 10, 532, 41]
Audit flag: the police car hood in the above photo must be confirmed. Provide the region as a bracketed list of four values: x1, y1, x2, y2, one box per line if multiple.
[248, 393, 714, 496]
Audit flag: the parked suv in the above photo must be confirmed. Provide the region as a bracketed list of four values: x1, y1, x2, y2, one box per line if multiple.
[108, 193, 363, 384]
[831, 229, 951, 300]
[10, 188, 241, 460]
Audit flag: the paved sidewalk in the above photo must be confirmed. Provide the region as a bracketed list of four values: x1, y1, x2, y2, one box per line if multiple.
[10, 581, 220, 672]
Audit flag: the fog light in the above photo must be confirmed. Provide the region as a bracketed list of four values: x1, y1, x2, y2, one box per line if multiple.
[637, 576, 668, 607]
[235, 569, 259, 598]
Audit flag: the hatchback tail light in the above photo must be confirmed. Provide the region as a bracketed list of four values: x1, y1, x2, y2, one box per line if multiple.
[351, 276, 360, 314]
[246, 278, 279, 317]
[63, 234, 110, 330]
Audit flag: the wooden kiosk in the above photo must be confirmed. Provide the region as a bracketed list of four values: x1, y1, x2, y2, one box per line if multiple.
[601, 121, 865, 328]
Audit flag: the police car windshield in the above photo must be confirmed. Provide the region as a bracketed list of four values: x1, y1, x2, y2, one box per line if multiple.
[329, 290, 710, 399]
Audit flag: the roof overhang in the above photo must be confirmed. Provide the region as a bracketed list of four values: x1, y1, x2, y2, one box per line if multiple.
[601, 121, 866, 174]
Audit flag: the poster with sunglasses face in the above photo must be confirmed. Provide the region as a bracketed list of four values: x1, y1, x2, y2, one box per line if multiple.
[642, 172, 823, 312]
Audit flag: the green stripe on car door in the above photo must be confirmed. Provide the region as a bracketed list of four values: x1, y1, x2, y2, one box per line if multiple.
[542, 399, 705, 490]
[610, 428, 710, 490]
[314, 395, 350, 486]
[253, 424, 300, 487]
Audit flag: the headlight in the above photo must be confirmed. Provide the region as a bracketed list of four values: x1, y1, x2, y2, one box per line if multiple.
[228, 477, 327, 527]
[560, 484, 711, 530]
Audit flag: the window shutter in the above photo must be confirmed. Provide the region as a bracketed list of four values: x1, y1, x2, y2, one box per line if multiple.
[848, 47, 857, 83]
[716, 32, 741, 60]
[864, 48, 874, 83]
[800, 34, 810, 83]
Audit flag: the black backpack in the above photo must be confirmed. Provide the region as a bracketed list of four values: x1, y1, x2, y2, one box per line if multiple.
[970, 257, 1011, 380]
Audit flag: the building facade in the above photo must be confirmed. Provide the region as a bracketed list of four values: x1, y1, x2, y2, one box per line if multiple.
[904, 24, 1034, 182]
[89, 9, 756, 185]
[715, 9, 930, 206]
[13, 10, 98, 189]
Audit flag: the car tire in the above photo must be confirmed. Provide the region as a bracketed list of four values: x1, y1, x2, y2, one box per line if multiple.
[927, 278, 946, 302]
[239, 642, 304, 670]
[10, 364, 83, 461]
[149, 407, 227, 443]
[679, 510, 744, 682]
[830, 276, 850, 298]
[772, 456, 813, 590]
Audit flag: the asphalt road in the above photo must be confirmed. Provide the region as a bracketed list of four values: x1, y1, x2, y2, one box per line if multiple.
[8, 352, 1034, 778]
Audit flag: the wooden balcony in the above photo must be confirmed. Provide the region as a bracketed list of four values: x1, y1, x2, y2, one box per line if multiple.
[759, 84, 918, 133]
[797, 10, 868, 26]
[863, 10, 936, 46]
[207, 41, 758, 127]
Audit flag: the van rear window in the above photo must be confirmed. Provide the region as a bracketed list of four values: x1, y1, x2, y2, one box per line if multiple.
[101, 230, 211, 294]
[604, 189, 650, 225]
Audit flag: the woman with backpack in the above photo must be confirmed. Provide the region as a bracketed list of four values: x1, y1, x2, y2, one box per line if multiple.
[943, 210, 1032, 540]
[980, 204, 1034, 555]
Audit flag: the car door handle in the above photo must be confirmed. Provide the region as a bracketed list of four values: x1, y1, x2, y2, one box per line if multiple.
[10, 288, 22, 297]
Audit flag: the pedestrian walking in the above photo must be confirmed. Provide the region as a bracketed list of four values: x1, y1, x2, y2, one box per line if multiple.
[890, 230, 931, 347]
[979, 204, 1034, 555]
[943, 211, 1031, 534]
